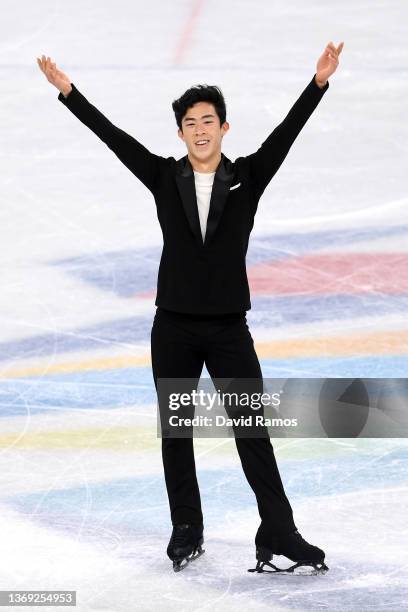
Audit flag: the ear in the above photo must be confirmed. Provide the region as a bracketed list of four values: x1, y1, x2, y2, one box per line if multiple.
[221, 121, 230, 138]
[178, 128, 185, 142]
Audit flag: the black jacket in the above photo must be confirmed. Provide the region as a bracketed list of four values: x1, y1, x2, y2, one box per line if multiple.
[58, 74, 329, 314]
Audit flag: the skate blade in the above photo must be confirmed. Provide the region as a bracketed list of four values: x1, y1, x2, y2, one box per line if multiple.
[248, 560, 329, 575]
[173, 545, 205, 572]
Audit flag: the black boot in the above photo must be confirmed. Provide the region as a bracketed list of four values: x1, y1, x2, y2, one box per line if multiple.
[167, 523, 204, 572]
[249, 526, 328, 575]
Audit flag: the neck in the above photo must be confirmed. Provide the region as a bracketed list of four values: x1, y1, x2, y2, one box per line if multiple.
[188, 151, 222, 173]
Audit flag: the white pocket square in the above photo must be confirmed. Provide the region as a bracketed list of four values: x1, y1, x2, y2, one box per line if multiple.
[230, 182, 241, 191]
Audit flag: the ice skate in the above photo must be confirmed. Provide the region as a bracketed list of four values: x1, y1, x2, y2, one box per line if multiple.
[249, 527, 328, 575]
[167, 523, 205, 572]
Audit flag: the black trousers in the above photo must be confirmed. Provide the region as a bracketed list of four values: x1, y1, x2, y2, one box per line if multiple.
[150, 306, 296, 535]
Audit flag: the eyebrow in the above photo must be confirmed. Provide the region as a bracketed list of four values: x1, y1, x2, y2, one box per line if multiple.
[183, 114, 215, 123]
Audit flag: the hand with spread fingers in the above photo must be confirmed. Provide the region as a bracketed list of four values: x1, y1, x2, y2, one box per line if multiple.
[315, 41, 344, 88]
[36, 55, 72, 98]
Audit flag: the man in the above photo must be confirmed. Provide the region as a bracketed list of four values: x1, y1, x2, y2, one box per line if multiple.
[37, 40, 343, 574]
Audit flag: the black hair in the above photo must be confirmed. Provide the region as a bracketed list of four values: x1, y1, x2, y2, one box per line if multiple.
[172, 84, 227, 131]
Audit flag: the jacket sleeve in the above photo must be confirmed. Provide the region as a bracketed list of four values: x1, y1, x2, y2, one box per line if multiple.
[58, 84, 161, 193]
[246, 74, 329, 201]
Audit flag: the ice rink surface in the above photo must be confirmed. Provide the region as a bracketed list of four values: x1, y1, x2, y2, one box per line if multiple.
[1, 0, 408, 610]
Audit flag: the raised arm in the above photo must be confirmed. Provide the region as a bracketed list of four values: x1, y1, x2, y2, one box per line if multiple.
[37, 55, 161, 193]
[247, 41, 344, 201]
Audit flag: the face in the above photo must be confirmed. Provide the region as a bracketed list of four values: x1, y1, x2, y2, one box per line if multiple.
[178, 101, 229, 164]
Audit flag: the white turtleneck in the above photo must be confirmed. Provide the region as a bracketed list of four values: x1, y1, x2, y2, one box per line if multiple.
[193, 170, 215, 241]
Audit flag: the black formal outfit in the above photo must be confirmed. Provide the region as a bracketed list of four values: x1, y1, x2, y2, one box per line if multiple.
[58, 74, 329, 534]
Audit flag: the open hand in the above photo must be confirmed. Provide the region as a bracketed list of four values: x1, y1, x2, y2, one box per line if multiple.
[37, 55, 72, 97]
[316, 41, 344, 86]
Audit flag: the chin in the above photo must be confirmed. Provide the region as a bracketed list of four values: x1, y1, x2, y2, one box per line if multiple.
[192, 149, 213, 161]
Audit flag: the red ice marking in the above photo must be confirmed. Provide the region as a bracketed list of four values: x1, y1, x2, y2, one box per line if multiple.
[173, 0, 206, 65]
[248, 253, 408, 296]
[135, 290, 156, 299]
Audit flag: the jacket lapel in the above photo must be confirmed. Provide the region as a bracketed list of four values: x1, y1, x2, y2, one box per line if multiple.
[205, 153, 235, 246]
[175, 153, 235, 247]
[175, 156, 202, 247]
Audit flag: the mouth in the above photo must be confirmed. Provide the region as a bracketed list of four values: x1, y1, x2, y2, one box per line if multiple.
[195, 139, 210, 148]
